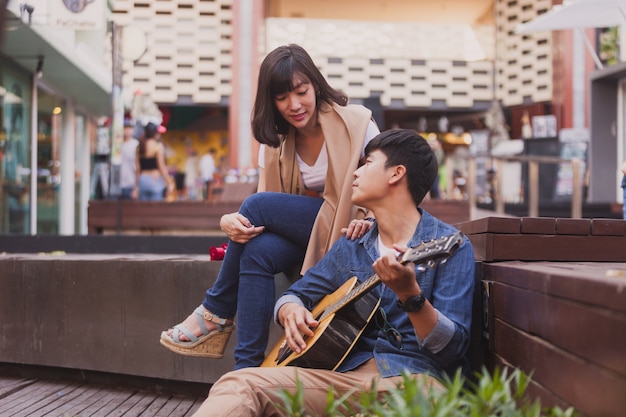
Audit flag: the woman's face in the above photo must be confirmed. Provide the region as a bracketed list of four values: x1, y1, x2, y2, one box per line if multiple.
[273, 74, 317, 131]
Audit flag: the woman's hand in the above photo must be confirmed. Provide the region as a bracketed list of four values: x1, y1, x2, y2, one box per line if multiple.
[277, 302, 318, 354]
[341, 218, 373, 240]
[220, 212, 265, 243]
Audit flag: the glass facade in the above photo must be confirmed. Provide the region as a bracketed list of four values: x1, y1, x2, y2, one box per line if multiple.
[36, 89, 63, 234]
[0, 61, 86, 235]
[0, 61, 32, 234]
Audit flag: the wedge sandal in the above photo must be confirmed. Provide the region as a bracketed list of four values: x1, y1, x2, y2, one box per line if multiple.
[160, 306, 235, 358]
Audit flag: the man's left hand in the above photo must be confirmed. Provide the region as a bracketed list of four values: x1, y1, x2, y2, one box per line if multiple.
[373, 246, 421, 300]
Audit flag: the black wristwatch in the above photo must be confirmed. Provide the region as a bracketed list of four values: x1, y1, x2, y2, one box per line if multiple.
[397, 294, 426, 312]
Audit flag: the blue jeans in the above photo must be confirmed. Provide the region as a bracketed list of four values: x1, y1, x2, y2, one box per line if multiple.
[120, 187, 134, 200]
[203, 192, 324, 369]
[138, 174, 165, 201]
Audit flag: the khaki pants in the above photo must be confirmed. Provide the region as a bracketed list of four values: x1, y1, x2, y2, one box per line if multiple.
[192, 359, 437, 417]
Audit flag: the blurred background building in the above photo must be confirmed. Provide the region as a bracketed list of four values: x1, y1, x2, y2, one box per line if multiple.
[1, 0, 623, 235]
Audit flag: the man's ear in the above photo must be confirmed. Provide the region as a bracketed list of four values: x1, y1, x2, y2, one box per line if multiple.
[389, 165, 407, 185]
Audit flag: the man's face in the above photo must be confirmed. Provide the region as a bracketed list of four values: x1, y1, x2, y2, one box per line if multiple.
[351, 149, 391, 207]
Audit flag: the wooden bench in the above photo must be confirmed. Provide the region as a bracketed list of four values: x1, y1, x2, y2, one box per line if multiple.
[0, 253, 294, 386]
[88, 182, 469, 235]
[88, 182, 258, 235]
[3, 217, 626, 416]
[457, 217, 626, 417]
[420, 198, 471, 225]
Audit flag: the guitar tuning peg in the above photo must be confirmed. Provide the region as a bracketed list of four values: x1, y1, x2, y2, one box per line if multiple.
[427, 260, 436, 269]
[417, 264, 427, 272]
[439, 258, 448, 265]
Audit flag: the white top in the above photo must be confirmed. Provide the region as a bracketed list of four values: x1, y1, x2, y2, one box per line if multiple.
[295, 142, 328, 192]
[258, 119, 380, 191]
[377, 234, 401, 258]
[120, 138, 139, 189]
[199, 153, 216, 182]
[184, 155, 199, 187]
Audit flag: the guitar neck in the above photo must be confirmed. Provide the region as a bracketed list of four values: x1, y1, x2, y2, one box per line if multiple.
[316, 232, 462, 323]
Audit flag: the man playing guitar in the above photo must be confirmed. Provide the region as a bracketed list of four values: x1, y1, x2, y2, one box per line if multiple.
[191, 129, 476, 417]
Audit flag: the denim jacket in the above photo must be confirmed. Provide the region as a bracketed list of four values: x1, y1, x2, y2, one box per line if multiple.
[274, 209, 476, 379]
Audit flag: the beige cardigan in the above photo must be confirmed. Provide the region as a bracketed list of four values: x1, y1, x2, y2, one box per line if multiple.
[260, 102, 372, 273]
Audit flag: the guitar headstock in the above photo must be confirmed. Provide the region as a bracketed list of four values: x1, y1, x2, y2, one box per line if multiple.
[398, 231, 463, 266]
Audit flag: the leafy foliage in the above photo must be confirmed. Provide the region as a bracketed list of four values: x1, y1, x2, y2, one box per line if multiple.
[276, 367, 578, 417]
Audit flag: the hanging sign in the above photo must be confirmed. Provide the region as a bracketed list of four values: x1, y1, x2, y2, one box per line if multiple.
[49, 0, 105, 31]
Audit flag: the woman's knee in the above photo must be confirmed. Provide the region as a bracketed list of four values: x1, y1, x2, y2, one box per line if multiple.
[241, 192, 278, 209]
[241, 234, 303, 273]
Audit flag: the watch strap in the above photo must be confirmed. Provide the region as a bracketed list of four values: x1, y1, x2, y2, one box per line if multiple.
[396, 293, 426, 312]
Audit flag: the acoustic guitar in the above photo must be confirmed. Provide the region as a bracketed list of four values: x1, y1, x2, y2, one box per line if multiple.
[261, 232, 463, 370]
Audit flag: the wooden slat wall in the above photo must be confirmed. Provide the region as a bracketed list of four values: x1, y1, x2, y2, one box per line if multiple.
[87, 200, 242, 234]
[457, 217, 626, 262]
[87, 182, 258, 235]
[459, 216, 626, 416]
[88, 192, 471, 235]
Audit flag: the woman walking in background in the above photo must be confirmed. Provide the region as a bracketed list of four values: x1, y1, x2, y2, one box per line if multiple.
[133, 122, 174, 201]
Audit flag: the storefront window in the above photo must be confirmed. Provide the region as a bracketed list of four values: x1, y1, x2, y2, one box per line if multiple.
[0, 61, 32, 234]
[36, 90, 63, 234]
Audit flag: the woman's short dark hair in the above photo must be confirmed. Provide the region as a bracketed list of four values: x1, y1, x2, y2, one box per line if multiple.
[252, 44, 348, 147]
[364, 129, 438, 207]
[138, 122, 158, 155]
[144, 122, 158, 139]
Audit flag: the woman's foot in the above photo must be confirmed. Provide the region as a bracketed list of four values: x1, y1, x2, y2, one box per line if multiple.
[160, 305, 235, 358]
[164, 305, 233, 342]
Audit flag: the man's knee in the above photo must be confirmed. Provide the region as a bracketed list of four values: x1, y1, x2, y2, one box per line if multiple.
[210, 367, 287, 406]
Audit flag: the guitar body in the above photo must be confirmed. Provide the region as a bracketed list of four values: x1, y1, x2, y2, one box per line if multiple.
[261, 232, 462, 370]
[262, 276, 381, 370]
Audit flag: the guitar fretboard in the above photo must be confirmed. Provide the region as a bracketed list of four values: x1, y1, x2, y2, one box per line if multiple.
[315, 232, 462, 323]
[317, 274, 381, 322]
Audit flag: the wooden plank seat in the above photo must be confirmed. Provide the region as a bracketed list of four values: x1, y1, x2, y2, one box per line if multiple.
[88, 182, 258, 235]
[420, 198, 471, 226]
[456, 216, 626, 417]
[456, 216, 626, 262]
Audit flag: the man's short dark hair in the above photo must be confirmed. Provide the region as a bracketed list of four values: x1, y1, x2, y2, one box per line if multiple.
[364, 129, 438, 206]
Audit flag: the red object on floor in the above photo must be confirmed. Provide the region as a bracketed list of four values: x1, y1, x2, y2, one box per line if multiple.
[209, 243, 228, 260]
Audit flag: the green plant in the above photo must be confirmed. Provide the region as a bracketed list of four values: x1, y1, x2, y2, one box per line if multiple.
[599, 26, 619, 66]
[276, 367, 578, 417]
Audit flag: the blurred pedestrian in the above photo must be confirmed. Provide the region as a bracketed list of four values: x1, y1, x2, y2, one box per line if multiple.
[427, 135, 444, 199]
[119, 118, 139, 200]
[184, 149, 200, 200]
[200, 148, 216, 201]
[132, 122, 174, 201]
